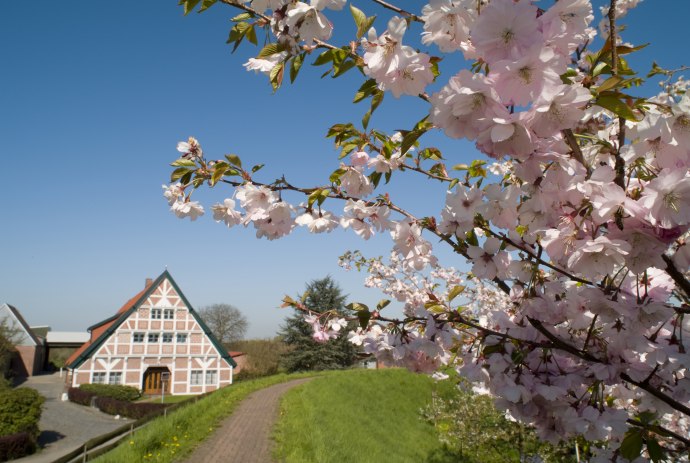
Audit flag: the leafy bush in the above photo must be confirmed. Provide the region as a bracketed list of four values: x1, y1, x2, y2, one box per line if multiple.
[420, 386, 578, 463]
[94, 397, 167, 419]
[0, 432, 36, 461]
[0, 388, 44, 438]
[227, 338, 290, 379]
[80, 384, 141, 402]
[68, 387, 96, 406]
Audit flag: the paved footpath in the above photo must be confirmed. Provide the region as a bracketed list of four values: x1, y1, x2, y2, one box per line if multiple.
[180, 378, 313, 463]
[14, 372, 132, 463]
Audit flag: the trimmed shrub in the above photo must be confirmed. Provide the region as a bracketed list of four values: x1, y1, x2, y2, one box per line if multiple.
[79, 384, 141, 402]
[0, 432, 36, 461]
[0, 388, 44, 438]
[94, 397, 167, 419]
[68, 387, 96, 406]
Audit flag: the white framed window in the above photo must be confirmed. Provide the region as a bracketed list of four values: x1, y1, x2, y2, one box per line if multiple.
[176, 333, 187, 343]
[148, 333, 160, 343]
[108, 372, 122, 385]
[92, 372, 106, 384]
[190, 370, 203, 386]
[163, 309, 174, 320]
[133, 332, 144, 343]
[162, 333, 173, 343]
[205, 370, 217, 385]
[151, 308, 162, 320]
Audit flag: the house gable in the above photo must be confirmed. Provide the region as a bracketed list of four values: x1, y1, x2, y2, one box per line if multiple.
[67, 271, 236, 370]
[66, 271, 235, 395]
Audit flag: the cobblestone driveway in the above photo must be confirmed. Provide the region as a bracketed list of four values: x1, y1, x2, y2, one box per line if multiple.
[14, 372, 131, 463]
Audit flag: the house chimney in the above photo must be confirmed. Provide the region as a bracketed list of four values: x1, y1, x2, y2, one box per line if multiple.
[145, 278, 153, 288]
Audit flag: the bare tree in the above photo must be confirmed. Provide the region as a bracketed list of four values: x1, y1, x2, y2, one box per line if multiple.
[198, 304, 248, 345]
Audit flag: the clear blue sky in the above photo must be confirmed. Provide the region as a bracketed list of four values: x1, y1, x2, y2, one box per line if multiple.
[1, 1, 686, 338]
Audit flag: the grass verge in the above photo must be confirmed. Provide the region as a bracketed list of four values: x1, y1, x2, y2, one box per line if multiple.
[94, 372, 316, 462]
[273, 368, 457, 463]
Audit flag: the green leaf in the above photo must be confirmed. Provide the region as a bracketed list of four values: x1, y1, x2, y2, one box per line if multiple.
[596, 94, 643, 121]
[419, 147, 442, 160]
[171, 158, 197, 167]
[448, 178, 459, 190]
[312, 49, 334, 66]
[231, 12, 252, 22]
[447, 285, 466, 302]
[180, 171, 193, 186]
[180, 0, 202, 15]
[290, 54, 304, 83]
[329, 168, 347, 183]
[251, 164, 264, 173]
[281, 295, 297, 308]
[354, 79, 378, 103]
[170, 167, 191, 181]
[225, 154, 242, 168]
[376, 299, 390, 311]
[333, 59, 356, 77]
[597, 75, 624, 93]
[592, 61, 608, 77]
[350, 4, 366, 37]
[245, 24, 257, 45]
[426, 304, 446, 314]
[349, 5, 376, 40]
[258, 42, 285, 59]
[646, 438, 664, 463]
[617, 43, 649, 55]
[347, 302, 370, 312]
[270, 62, 285, 91]
[468, 159, 487, 178]
[199, 0, 217, 12]
[211, 164, 227, 186]
[357, 310, 371, 329]
[619, 431, 644, 461]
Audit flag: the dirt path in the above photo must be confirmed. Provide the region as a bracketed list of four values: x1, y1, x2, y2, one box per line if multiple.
[180, 377, 313, 463]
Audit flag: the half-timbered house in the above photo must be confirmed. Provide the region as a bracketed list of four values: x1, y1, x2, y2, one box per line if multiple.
[65, 271, 236, 395]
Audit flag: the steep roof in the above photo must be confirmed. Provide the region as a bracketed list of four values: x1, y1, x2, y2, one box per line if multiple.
[66, 271, 236, 369]
[0, 303, 41, 346]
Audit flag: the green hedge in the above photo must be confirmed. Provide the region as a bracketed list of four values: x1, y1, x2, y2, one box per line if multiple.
[0, 388, 44, 438]
[94, 397, 167, 419]
[79, 384, 141, 402]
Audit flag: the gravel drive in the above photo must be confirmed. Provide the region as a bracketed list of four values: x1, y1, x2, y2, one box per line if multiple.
[180, 378, 313, 463]
[13, 372, 132, 463]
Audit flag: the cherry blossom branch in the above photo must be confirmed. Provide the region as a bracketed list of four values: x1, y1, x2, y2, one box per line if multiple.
[219, 0, 270, 22]
[529, 316, 690, 419]
[562, 129, 589, 172]
[496, 232, 594, 286]
[527, 317, 603, 364]
[370, 0, 423, 23]
[620, 373, 690, 417]
[663, 254, 690, 299]
[608, 0, 627, 189]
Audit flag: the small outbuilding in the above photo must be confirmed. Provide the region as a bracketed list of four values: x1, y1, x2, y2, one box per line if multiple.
[0, 303, 46, 377]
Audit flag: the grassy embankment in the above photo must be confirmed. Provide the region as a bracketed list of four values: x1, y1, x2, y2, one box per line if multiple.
[94, 372, 317, 463]
[273, 368, 458, 463]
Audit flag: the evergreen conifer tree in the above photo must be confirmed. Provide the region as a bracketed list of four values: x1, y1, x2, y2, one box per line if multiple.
[279, 276, 357, 372]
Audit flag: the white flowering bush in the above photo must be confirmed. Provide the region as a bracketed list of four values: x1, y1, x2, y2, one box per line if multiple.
[165, 0, 690, 460]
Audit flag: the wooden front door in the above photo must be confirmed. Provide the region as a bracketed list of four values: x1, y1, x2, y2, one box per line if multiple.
[143, 367, 170, 395]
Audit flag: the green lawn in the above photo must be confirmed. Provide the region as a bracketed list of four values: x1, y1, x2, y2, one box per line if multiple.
[273, 368, 458, 463]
